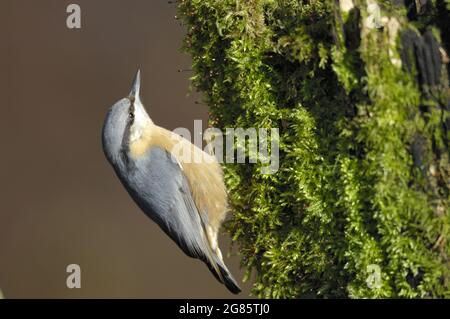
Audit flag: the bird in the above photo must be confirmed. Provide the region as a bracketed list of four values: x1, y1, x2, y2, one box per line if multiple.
[102, 70, 241, 294]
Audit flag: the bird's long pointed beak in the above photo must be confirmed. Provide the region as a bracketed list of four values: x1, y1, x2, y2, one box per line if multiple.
[129, 69, 141, 99]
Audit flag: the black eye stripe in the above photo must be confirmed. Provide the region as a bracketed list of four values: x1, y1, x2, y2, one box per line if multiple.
[119, 97, 137, 169]
[127, 96, 135, 122]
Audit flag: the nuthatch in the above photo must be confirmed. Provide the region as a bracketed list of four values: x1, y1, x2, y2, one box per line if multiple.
[102, 70, 241, 294]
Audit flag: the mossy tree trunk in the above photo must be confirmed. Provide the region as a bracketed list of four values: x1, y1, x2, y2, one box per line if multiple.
[178, 0, 450, 298]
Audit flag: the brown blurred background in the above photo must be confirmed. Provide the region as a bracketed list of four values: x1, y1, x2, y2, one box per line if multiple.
[0, 0, 251, 298]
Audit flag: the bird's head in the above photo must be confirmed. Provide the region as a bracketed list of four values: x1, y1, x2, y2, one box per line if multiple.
[102, 69, 153, 166]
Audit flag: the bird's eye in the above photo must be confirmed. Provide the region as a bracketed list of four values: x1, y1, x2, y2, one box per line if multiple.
[129, 112, 134, 119]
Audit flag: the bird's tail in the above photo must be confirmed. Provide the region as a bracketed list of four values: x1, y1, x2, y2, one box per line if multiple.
[216, 257, 242, 294]
[205, 253, 241, 294]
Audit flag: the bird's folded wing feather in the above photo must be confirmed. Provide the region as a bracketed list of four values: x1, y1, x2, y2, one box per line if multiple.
[121, 146, 221, 278]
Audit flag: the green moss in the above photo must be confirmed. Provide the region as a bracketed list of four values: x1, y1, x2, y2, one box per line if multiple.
[178, 0, 450, 298]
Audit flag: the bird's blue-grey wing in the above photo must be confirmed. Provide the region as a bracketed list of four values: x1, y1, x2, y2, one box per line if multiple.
[117, 146, 241, 293]
[120, 147, 221, 277]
